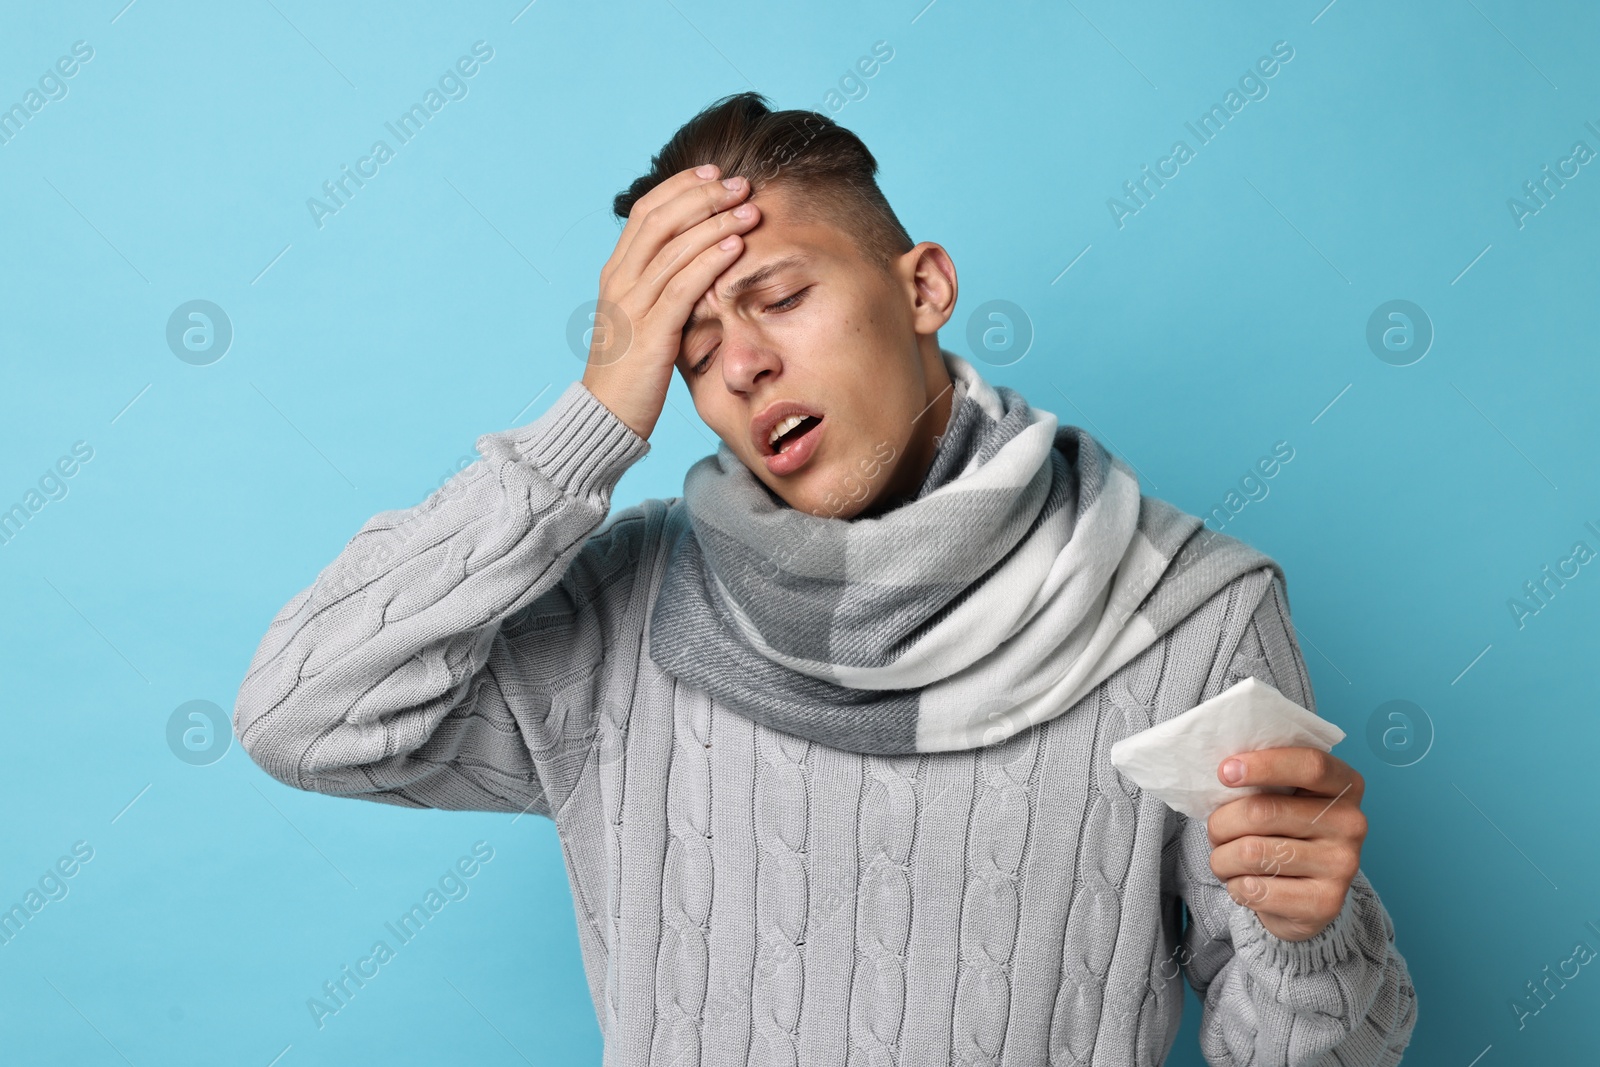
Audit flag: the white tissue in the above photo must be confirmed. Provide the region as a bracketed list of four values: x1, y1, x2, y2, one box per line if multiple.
[1108, 676, 1346, 821]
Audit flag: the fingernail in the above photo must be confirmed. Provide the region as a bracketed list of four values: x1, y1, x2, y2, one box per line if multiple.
[696, 164, 718, 178]
[1222, 759, 1244, 784]
[722, 176, 743, 190]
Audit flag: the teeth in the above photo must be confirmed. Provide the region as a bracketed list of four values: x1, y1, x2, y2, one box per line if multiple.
[768, 413, 810, 449]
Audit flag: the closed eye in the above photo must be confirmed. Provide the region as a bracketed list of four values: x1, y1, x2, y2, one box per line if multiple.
[766, 288, 808, 313]
[690, 287, 812, 376]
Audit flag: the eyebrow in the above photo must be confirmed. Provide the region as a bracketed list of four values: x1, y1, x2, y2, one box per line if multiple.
[680, 252, 813, 344]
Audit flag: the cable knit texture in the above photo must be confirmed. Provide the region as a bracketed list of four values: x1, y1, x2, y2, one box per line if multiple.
[234, 380, 1418, 1066]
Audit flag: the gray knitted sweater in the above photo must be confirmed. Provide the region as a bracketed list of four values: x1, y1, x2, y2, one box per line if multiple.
[233, 380, 1417, 1066]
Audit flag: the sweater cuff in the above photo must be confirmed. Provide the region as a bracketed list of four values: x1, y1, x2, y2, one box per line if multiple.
[488, 380, 650, 503]
[1232, 870, 1383, 977]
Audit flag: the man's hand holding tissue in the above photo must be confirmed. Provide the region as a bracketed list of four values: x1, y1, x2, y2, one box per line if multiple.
[1205, 747, 1368, 942]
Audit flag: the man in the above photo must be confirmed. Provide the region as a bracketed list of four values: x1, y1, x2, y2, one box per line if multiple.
[234, 91, 1416, 1064]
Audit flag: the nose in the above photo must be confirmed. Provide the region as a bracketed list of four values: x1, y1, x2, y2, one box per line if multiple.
[718, 327, 781, 394]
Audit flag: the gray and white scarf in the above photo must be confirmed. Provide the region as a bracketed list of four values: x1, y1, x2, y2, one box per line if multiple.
[647, 349, 1283, 756]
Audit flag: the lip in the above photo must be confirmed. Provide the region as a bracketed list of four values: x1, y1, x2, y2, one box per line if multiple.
[763, 414, 824, 477]
[750, 399, 826, 458]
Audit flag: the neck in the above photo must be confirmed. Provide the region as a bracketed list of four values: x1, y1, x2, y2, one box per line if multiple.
[857, 351, 956, 519]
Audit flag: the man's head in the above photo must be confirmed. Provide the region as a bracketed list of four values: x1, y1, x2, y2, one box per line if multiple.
[612, 92, 959, 520]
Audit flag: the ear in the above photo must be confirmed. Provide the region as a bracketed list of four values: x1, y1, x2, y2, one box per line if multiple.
[900, 242, 958, 337]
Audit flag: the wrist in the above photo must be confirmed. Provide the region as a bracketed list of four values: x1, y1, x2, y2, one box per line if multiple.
[492, 380, 650, 502]
[580, 374, 654, 442]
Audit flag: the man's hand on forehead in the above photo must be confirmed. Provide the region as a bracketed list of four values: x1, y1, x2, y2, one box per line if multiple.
[579, 163, 761, 441]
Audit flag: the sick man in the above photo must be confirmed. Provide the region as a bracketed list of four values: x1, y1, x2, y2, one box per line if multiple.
[234, 92, 1417, 1065]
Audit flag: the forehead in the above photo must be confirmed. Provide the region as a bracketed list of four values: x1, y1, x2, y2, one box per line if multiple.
[712, 180, 859, 278]
[678, 191, 851, 326]
[674, 186, 870, 369]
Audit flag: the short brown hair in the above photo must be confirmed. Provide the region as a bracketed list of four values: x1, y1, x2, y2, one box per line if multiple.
[611, 91, 915, 273]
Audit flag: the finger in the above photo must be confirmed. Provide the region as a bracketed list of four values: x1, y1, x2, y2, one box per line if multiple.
[1208, 835, 1359, 883]
[1218, 747, 1363, 802]
[611, 172, 755, 294]
[1224, 872, 1350, 928]
[648, 230, 751, 362]
[582, 227, 749, 380]
[606, 164, 722, 276]
[1206, 789, 1368, 847]
[637, 193, 761, 311]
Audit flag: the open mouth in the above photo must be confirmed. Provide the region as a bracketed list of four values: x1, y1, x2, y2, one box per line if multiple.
[769, 414, 822, 455]
[755, 405, 828, 477]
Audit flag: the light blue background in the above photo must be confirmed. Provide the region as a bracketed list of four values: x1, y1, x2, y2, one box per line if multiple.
[2, 0, 1596, 1063]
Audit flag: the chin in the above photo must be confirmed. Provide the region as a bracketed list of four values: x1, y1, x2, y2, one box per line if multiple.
[806, 469, 863, 519]
[747, 441, 888, 519]
[758, 475, 838, 518]
[771, 483, 827, 516]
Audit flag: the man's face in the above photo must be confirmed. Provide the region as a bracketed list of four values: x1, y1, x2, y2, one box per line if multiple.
[675, 183, 955, 520]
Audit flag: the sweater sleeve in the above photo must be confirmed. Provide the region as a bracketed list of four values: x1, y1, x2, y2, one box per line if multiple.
[232, 380, 653, 819]
[1170, 574, 1419, 1065]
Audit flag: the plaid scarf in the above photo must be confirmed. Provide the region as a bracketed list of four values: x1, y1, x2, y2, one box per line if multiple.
[647, 350, 1283, 755]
